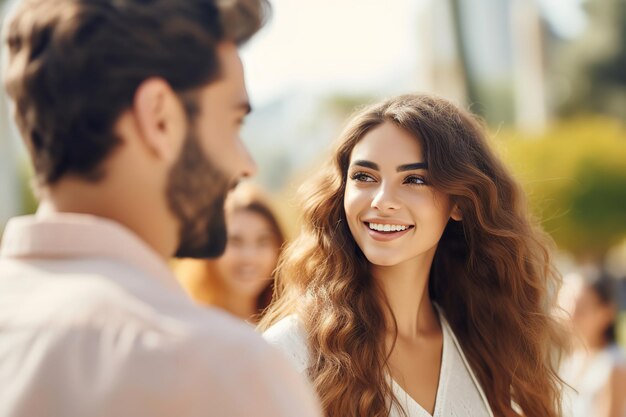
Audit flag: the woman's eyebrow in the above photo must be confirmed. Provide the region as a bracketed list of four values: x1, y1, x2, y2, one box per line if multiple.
[397, 162, 428, 172]
[350, 160, 429, 172]
[351, 160, 379, 170]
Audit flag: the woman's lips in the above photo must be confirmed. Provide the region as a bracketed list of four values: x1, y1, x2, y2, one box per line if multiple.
[363, 222, 414, 242]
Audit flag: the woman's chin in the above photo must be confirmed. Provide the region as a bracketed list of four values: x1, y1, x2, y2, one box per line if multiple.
[363, 253, 402, 267]
[228, 278, 268, 297]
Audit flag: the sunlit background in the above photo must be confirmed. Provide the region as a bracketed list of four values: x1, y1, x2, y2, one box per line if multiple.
[1, 0, 625, 338]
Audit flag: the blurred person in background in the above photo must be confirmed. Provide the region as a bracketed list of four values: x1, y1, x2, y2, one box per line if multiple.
[0, 0, 321, 416]
[562, 276, 626, 417]
[261, 94, 567, 417]
[176, 183, 284, 323]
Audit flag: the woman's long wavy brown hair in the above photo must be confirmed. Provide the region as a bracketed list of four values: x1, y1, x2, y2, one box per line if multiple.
[259, 94, 567, 417]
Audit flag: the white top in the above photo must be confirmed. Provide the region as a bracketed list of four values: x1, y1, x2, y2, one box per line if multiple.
[264, 310, 494, 417]
[0, 213, 321, 417]
[561, 344, 626, 417]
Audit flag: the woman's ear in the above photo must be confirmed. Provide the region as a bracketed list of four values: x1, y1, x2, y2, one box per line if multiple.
[451, 204, 462, 221]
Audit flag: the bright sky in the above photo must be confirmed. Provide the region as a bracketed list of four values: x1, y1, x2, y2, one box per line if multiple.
[240, 0, 588, 106]
[240, 0, 424, 105]
[536, 0, 587, 39]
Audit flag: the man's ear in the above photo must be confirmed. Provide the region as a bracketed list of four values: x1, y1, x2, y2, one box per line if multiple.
[133, 77, 186, 162]
[451, 204, 462, 221]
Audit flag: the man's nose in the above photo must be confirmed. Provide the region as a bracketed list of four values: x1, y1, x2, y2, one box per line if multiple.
[238, 141, 257, 179]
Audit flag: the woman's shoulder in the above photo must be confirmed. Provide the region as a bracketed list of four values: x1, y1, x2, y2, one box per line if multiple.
[262, 315, 310, 374]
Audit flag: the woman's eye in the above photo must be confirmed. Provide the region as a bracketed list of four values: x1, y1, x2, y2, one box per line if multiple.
[257, 237, 274, 247]
[404, 175, 426, 185]
[350, 172, 375, 182]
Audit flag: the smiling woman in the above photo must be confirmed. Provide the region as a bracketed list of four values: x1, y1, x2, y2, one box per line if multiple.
[175, 183, 285, 323]
[259, 94, 567, 417]
[344, 123, 461, 269]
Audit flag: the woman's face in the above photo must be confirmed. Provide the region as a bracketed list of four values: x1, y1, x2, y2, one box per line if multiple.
[343, 122, 460, 268]
[215, 209, 280, 298]
[572, 287, 615, 344]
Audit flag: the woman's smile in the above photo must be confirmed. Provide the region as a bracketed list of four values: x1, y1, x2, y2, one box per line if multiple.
[363, 220, 415, 241]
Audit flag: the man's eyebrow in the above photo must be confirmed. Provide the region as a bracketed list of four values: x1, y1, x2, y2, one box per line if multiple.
[351, 160, 379, 170]
[397, 162, 428, 172]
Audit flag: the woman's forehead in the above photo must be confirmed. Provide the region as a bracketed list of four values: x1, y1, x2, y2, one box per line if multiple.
[350, 122, 424, 165]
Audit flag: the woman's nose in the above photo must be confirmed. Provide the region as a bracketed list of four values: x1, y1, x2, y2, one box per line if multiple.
[371, 183, 400, 212]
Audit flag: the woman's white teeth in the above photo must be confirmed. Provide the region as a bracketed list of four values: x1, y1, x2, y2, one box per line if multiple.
[368, 223, 408, 232]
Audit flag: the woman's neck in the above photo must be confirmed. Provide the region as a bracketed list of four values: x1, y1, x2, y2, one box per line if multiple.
[371, 257, 440, 340]
[218, 290, 259, 323]
[582, 333, 610, 352]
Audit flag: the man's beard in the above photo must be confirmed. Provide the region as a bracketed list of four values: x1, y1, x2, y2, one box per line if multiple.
[166, 130, 232, 259]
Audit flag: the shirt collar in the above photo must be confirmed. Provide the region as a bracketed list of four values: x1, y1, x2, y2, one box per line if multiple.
[0, 212, 181, 291]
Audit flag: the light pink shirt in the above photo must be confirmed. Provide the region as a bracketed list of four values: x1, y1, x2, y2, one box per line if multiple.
[0, 213, 321, 417]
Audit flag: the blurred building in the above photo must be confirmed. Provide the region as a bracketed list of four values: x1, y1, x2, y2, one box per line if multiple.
[438, 0, 548, 130]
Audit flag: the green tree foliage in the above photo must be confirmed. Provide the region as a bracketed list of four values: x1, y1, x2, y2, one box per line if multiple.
[18, 158, 37, 215]
[495, 116, 626, 257]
